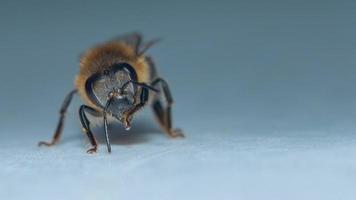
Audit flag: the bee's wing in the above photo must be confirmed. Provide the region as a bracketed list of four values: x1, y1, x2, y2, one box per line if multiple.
[110, 32, 161, 56]
[138, 38, 161, 56]
[110, 32, 142, 55]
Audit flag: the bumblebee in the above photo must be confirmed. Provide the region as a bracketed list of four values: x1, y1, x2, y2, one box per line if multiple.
[39, 33, 184, 154]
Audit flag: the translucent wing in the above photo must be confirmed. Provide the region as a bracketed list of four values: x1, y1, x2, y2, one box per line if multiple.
[110, 32, 142, 55]
[110, 32, 161, 56]
[138, 38, 161, 56]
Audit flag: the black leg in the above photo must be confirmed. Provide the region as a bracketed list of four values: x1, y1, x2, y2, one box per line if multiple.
[103, 97, 114, 153]
[123, 87, 149, 130]
[79, 105, 99, 154]
[151, 78, 184, 138]
[38, 89, 77, 146]
[152, 100, 165, 125]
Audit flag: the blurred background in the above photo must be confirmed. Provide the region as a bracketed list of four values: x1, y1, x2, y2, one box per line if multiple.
[1, 0, 356, 199]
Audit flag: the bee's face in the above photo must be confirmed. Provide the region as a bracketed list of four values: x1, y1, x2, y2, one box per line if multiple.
[86, 63, 138, 121]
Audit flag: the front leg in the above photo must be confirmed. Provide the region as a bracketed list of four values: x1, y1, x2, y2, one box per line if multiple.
[79, 105, 99, 154]
[122, 87, 149, 130]
[103, 97, 114, 153]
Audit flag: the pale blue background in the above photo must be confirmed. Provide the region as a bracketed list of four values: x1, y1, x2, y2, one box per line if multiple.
[1, 0, 356, 199]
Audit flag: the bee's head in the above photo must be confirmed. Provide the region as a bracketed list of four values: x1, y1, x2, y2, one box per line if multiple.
[86, 63, 138, 128]
[86, 63, 158, 130]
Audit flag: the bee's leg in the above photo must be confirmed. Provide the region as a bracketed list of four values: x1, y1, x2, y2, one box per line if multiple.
[38, 89, 77, 147]
[103, 97, 114, 153]
[123, 87, 149, 130]
[151, 78, 184, 138]
[79, 105, 99, 154]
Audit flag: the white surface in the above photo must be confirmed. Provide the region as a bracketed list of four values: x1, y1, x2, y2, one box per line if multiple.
[1, 117, 356, 200]
[1, 1, 356, 199]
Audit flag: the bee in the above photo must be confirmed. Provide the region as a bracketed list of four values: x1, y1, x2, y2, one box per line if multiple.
[38, 33, 184, 154]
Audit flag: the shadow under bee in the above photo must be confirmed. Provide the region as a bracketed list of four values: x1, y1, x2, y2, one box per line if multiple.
[89, 117, 161, 146]
[59, 117, 162, 146]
